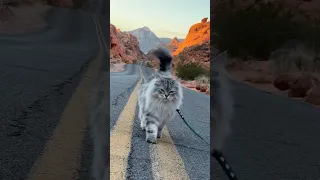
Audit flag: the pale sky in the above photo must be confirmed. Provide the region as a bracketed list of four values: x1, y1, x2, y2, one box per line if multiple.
[110, 0, 210, 39]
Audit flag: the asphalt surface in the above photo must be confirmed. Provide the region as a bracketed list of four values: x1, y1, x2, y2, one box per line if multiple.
[110, 64, 210, 180]
[0, 6, 108, 180]
[212, 79, 320, 179]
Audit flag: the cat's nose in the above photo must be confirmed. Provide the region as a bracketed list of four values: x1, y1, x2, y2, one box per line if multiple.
[165, 94, 169, 98]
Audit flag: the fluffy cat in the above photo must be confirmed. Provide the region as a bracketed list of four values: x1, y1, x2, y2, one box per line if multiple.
[211, 50, 234, 152]
[138, 48, 183, 144]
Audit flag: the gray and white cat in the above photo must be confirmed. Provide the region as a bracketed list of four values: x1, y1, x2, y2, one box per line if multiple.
[211, 50, 234, 153]
[138, 48, 183, 144]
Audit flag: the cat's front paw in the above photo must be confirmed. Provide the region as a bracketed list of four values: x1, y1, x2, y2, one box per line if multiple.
[141, 124, 146, 131]
[146, 135, 157, 144]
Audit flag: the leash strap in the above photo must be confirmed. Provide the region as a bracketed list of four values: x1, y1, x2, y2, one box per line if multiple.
[176, 109, 238, 180]
[176, 109, 209, 145]
[213, 150, 238, 180]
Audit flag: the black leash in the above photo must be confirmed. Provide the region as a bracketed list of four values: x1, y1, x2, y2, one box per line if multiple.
[176, 109, 238, 180]
[213, 150, 238, 180]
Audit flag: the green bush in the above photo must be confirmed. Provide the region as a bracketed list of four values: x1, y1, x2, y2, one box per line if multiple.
[176, 62, 209, 80]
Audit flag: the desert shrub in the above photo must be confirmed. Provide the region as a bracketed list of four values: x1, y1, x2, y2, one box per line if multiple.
[146, 61, 153, 68]
[195, 75, 210, 93]
[176, 62, 209, 80]
[269, 43, 320, 75]
[195, 75, 210, 85]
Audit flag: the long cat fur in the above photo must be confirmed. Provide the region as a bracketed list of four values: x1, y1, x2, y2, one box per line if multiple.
[211, 51, 234, 152]
[138, 48, 183, 144]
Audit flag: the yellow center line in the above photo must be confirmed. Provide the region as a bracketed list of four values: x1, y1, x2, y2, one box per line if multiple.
[27, 14, 103, 180]
[92, 14, 108, 53]
[110, 67, 143, 180]
[140, 71, 190, 180]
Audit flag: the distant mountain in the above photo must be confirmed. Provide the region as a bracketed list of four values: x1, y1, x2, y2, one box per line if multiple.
[127, 26, 162, 54]
[127, 26, 184, 54]
[159, 37, 184, 45]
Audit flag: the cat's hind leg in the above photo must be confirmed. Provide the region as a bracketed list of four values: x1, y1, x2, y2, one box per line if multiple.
[145, 113, 158, 144]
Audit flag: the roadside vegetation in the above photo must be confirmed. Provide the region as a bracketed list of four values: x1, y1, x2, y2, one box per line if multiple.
[212, 0, 320, 105]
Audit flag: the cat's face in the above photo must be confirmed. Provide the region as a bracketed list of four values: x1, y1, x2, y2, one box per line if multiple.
[152, 78, 180, 102]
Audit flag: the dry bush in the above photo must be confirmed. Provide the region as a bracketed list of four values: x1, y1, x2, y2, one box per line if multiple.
[269, 43, 320, 75]
[195, 75, 210, 92]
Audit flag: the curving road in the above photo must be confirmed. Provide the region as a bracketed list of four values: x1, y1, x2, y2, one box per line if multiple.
[212, 79, 320, 179]
[110, 64, 210, 180]
[0, 6, 108, 180]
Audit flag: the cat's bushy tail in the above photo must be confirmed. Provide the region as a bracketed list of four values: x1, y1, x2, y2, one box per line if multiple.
[211, 50, 234, 151]
[152, 47, 172, 72]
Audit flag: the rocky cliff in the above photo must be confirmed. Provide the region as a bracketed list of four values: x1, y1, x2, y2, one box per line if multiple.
[173, 18, 210, 56]
[171, 18, 210, 70]
[110, 24, 147, 64]
[167, 37, 182, 53]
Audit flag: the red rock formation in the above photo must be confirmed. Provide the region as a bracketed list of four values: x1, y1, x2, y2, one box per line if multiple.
[306, 86, 320, 105]
[273, 73, 298, 91]
[168, 18, 210, 70]
[173, 41, 210, 70]
[173, 18, 210, 56]
[288, 73, 319, 98]
[110, 24, 147, 64]
[167, 37, 181, 53]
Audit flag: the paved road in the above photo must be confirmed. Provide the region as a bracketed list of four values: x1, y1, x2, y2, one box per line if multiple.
[212, 79, 320, 179]
[0, 6, 108, 180]
[110, 64, 210, 180]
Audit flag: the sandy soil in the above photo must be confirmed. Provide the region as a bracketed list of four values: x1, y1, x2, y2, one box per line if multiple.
[110, 63, 125, 72]
[0, 3, 51, 35]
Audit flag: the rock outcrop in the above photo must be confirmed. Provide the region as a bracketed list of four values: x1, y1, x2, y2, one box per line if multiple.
[173, 41, 210, 70]
[173, 18, 210, 56]
[273, 73, 298, 91]
[169, 18, 210, 70]
[167, 37, 181, 53]
[288, 73, 319, 98]
[306, 86, 320, 105]
[110, 24, 147, 64]
[273, 72, 320, 98]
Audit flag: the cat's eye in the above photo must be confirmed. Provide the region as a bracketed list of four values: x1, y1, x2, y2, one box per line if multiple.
[169, 91, 176, 94]
[159, 89, 165, 93]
